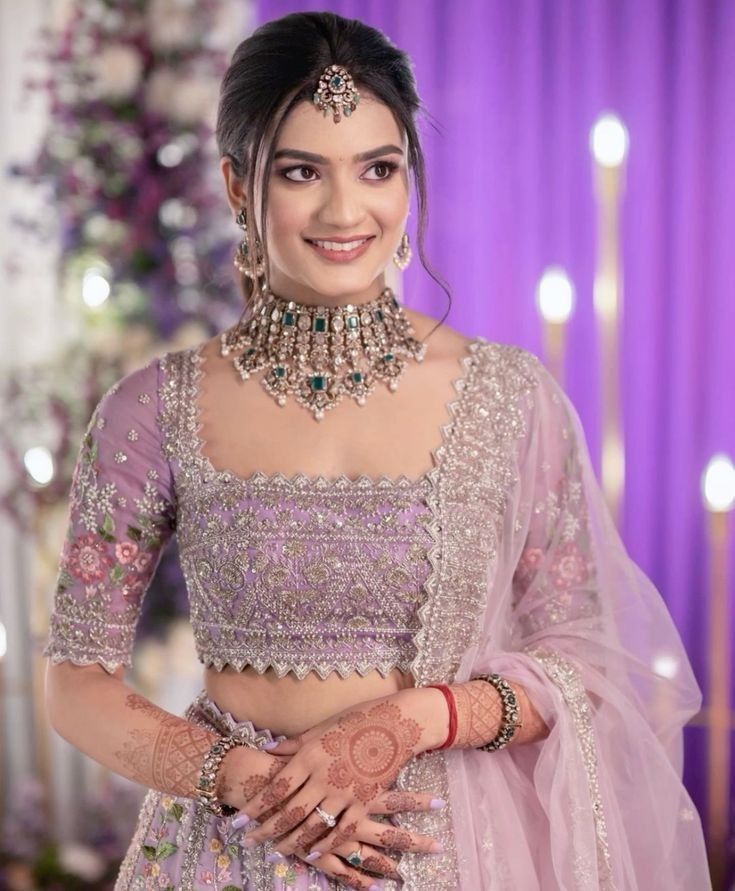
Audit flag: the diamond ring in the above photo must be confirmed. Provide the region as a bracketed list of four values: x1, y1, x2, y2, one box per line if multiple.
[314, 805, 338, 828]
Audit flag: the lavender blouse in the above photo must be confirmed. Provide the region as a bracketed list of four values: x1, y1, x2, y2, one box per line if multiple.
[42, 343, 460, 680]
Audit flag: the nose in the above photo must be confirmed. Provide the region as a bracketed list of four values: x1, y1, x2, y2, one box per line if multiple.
[317, 171, 366, 229]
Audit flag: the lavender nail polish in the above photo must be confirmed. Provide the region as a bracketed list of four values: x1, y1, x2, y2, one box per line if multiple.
[231, 814, 250, 830]
[304, 850, 321, 862]
[263, 740, 279, 750]
[429, 798, 446, 809]
[265, 851, 285, 862]
[369, 884, 381, 891]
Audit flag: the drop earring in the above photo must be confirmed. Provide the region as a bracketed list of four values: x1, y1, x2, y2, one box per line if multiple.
[234, 207, 266, 279]
[392, 232, 412, 271]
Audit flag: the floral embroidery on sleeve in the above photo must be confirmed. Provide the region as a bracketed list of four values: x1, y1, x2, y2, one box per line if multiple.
[43, 360, 176, 674]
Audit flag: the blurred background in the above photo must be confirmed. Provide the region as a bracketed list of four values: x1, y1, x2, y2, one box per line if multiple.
[0, 0, 733, 888]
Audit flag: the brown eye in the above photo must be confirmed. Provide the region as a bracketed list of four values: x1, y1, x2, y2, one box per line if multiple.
[282, 165, 318, 182]
[364, 161, 399, 181]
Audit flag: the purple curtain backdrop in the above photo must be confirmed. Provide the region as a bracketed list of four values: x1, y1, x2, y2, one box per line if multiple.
[255, 0, 735, 859]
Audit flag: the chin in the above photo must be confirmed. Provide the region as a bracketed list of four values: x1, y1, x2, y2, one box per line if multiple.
[300, 274, 380, 299]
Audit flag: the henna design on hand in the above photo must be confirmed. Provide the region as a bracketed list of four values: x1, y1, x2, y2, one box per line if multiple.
[331, 819, 358, 848]
[293, 820, 328, 851]
[239, 760, 281, 801]
[382, 791, 420, 812]
[362, 853, 400, 878]
[376, 827, 413, 851]
[115, 693, 216, 796]
[451, 680, 503, 748]
[262, 775, 293, 808]
[451, 679, 549, 747]
[321, 702, 422, 803]
[272, 805, 307, 835]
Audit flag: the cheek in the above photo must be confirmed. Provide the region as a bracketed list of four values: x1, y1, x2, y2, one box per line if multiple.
[372, 184, 409, 230]
[266, 191, 309, 241]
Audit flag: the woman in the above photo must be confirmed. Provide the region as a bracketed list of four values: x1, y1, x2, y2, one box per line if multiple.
[43, 10, 711, 891]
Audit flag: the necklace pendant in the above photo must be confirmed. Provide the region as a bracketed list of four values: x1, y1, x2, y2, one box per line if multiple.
[220, 286, 425, 420]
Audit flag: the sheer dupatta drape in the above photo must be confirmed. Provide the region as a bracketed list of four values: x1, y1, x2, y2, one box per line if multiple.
[444, 355, 711, 890]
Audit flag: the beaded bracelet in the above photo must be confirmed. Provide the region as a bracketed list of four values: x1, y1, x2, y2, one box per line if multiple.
[195, 731, 258, 816]
[472, 673, 523, 752]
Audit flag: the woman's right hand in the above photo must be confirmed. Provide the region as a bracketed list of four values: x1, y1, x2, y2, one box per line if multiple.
[218, 747, 444, 889]
[216, 743, 293, 812]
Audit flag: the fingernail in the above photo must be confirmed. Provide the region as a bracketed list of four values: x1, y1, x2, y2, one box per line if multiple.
[429, 839, 443, 853]
[263, 740, 279, 750]
[243, 835, 258, 848]
[304, 850, 321, 862]
[369, 884, 381, 891]
[265, 851, 285, 862]
[231, 813, 250, 830]
[429, 798, 446, 809]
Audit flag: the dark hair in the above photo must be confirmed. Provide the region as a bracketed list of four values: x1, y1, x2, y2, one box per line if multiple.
[216, 11, 450, 338]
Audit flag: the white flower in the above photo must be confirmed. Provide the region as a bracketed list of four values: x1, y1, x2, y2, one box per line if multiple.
[146, 0, 197, 51]
[88, 45, 144, 100]
[145, 68, 219, 127]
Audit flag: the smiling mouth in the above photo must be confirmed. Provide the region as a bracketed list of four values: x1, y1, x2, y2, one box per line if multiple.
[305, 236, 374, 251]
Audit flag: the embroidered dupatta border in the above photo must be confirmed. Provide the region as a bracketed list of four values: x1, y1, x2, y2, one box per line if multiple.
[524, 646, 617, 890]
[394, 342, 541, 890]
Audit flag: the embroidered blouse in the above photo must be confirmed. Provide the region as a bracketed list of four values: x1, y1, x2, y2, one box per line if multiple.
[42, 339, 483, 679]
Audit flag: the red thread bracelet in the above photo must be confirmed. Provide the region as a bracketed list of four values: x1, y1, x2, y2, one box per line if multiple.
[426, 683, 457, 752]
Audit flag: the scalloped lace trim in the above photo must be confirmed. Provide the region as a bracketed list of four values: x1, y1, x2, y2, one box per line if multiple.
[200, 653, 413, 681]
[42, 646, 129, 675]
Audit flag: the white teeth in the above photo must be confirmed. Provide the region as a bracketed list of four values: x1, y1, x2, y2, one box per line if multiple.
[311, 238, 368, 252]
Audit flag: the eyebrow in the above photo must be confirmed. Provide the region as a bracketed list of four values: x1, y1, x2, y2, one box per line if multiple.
[273, 144, 404, 164]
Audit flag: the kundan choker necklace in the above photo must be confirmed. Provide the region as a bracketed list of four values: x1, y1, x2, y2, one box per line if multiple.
[219, 286, 427, 421]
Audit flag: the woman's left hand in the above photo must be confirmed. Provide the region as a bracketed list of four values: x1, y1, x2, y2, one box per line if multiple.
[234, 687, 446, 858]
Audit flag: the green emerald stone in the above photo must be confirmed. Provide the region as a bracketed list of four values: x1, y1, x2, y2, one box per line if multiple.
[374, 309, 383, 322]
[310, 375, 326, 391]
[312, 317, 327, 332]
[245, 347, 255, 357]
[330, 75, 343, 90]
[273, 366, 285, 378]
[351, 371, 363, 383]
[391, 295, 399, 309]
[282, 311, 295, 327]
[384, 352, 394, 362]
[346, 315, 359, 329]
[344, 106, 352, 116]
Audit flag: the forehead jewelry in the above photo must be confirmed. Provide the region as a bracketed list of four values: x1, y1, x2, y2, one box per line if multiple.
[312, 63, 360, 123]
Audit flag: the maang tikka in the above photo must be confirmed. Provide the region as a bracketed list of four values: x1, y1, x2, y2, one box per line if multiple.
[223, 62, 424, 421]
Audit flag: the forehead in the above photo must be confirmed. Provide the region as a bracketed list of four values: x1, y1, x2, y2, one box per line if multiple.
[276, 92, 406, 156]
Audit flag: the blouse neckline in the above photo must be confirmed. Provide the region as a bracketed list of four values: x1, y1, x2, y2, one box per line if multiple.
[180, 334, 486, 491]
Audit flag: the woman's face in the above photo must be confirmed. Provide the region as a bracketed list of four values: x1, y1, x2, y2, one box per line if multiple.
[222, 90, 410, 307]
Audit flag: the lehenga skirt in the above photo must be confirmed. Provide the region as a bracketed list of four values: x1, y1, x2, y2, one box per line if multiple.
[113, 690, 404, 891]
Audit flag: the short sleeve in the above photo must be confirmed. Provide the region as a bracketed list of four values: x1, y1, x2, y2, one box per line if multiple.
[42, 356, 177, 675]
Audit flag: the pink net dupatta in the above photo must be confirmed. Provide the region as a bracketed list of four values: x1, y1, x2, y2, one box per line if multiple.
[445, 357, 711, 890]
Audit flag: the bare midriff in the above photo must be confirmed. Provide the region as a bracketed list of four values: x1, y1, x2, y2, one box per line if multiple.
[203, 665, 416, 736]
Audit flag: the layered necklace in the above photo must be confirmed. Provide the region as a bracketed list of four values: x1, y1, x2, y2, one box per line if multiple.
[219, 285, 427, 421]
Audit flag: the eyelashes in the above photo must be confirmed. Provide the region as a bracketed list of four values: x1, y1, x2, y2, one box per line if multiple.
[278, 160, 400, 183]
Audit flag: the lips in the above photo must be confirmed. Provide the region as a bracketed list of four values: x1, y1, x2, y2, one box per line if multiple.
[304, 236, 375, 263]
